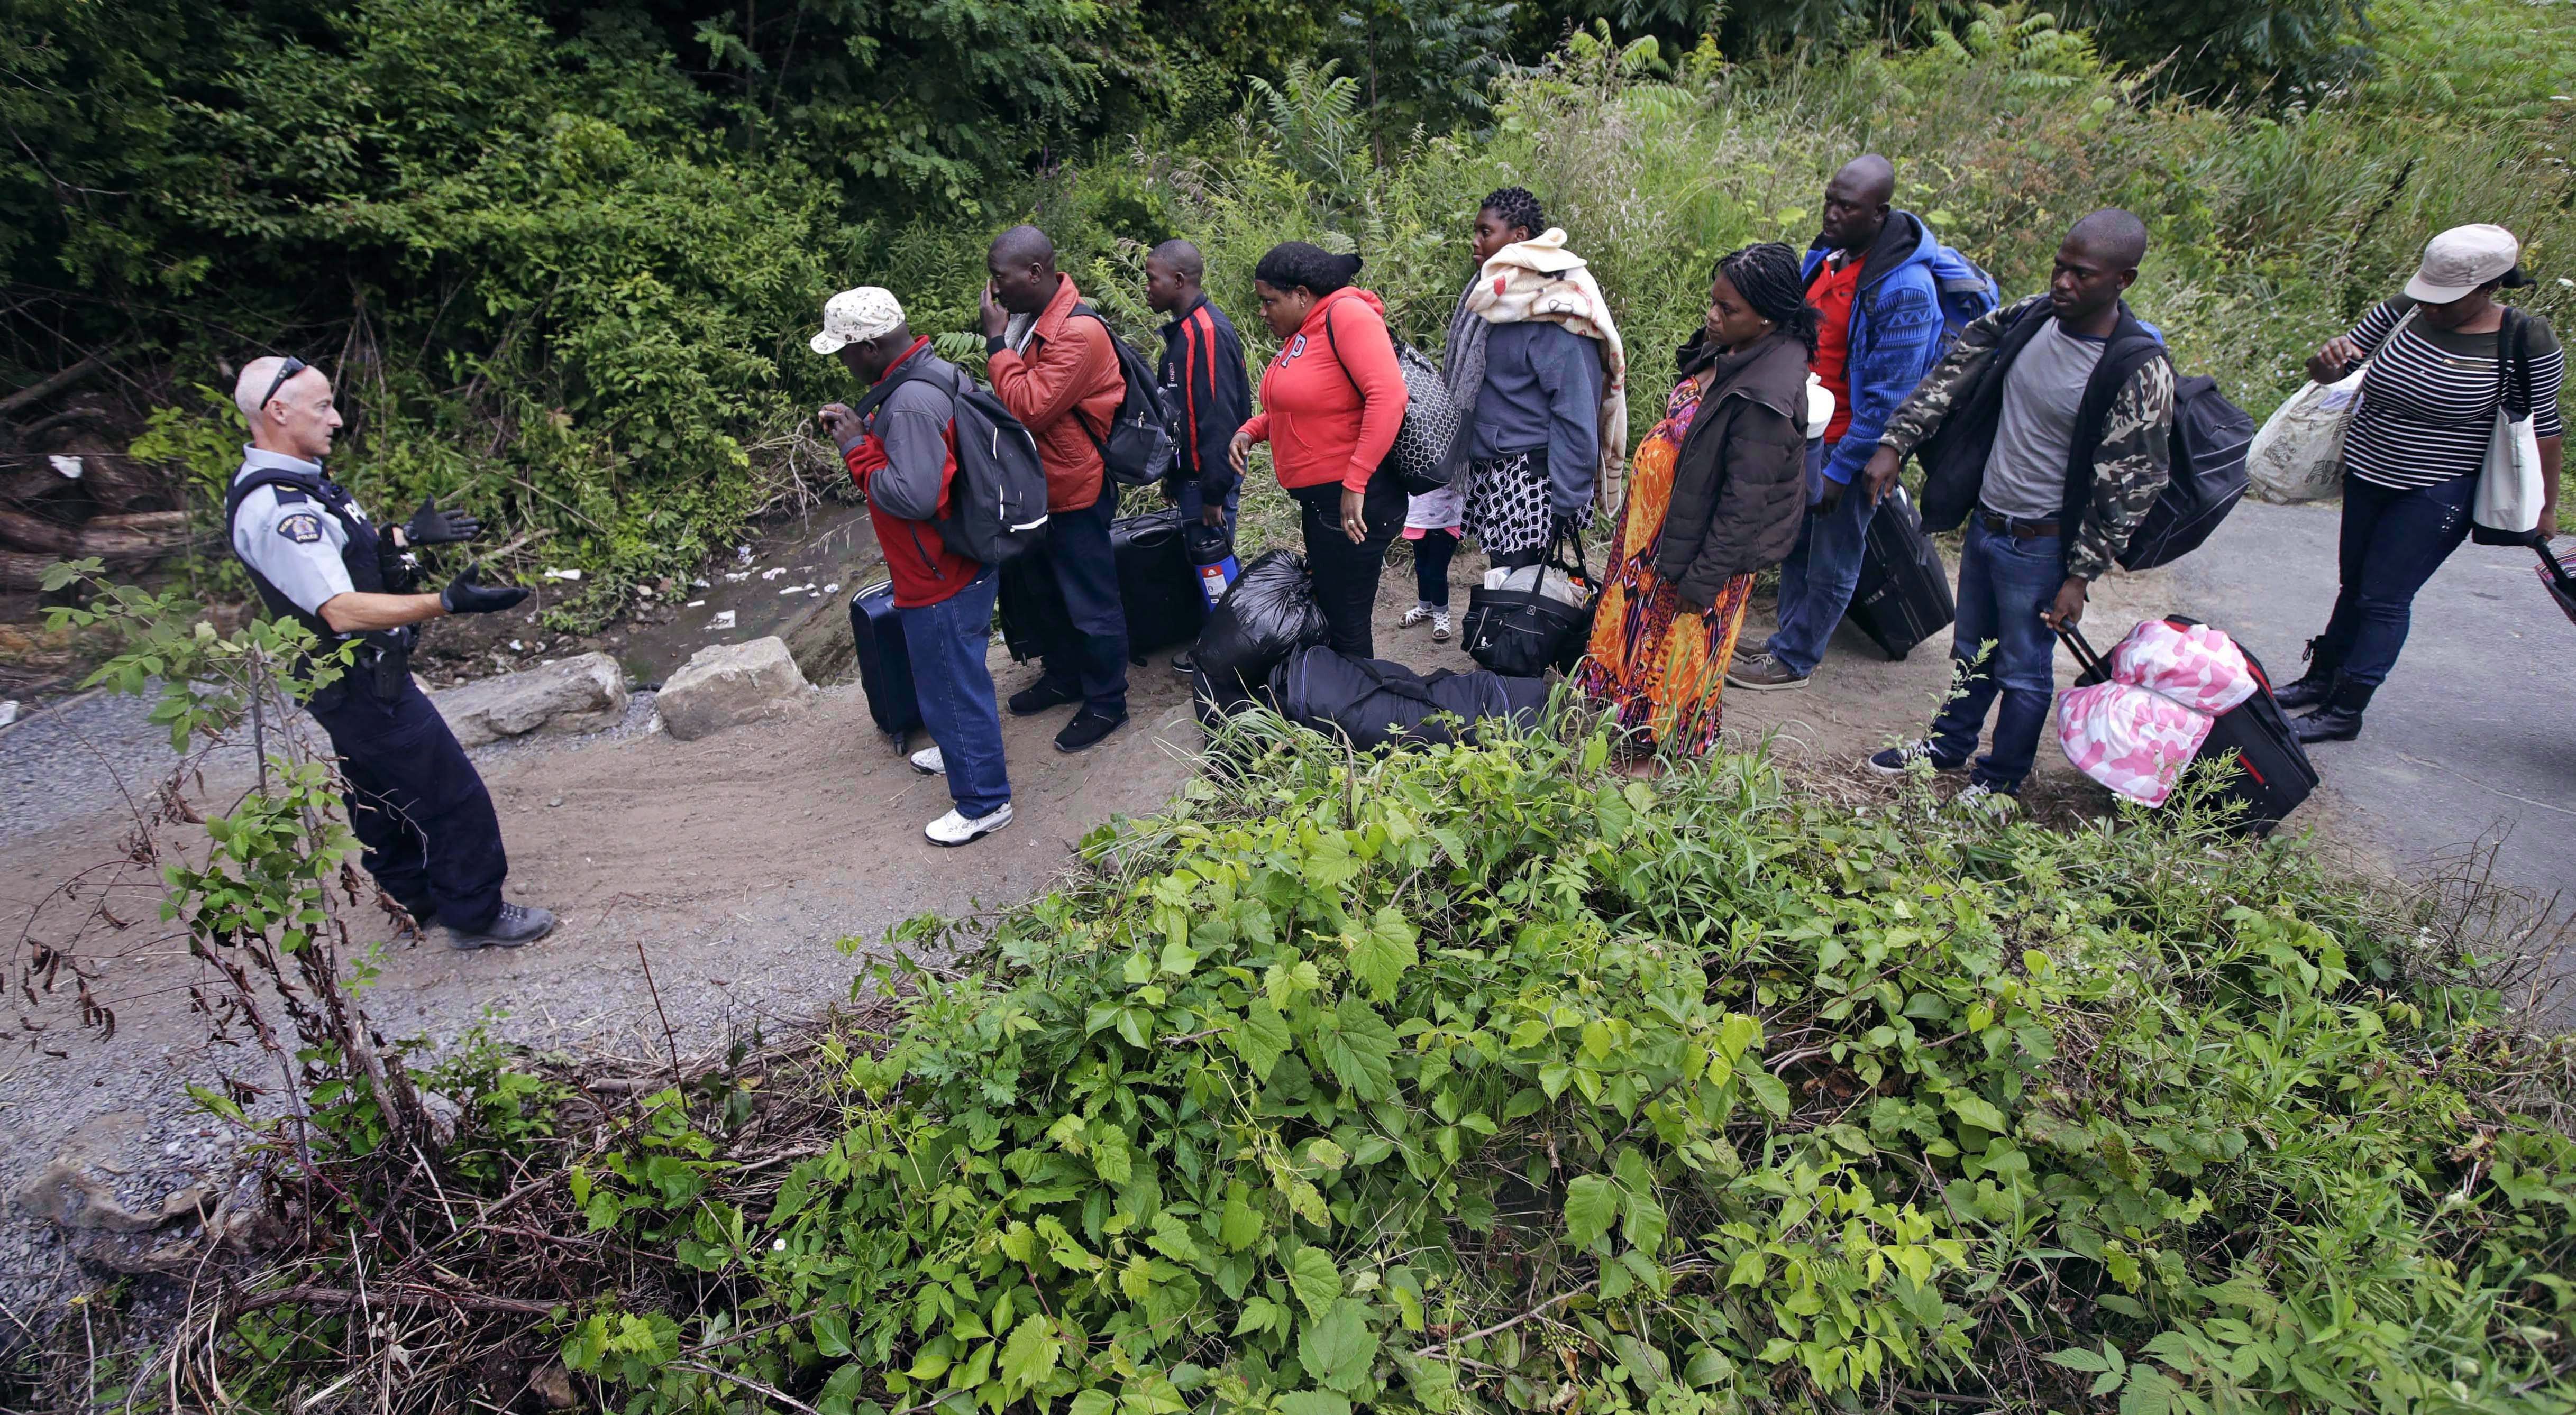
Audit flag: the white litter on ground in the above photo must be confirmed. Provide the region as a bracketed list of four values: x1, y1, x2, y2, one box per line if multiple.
[542, 567, 582, 582]
[707, 610, 737, 630]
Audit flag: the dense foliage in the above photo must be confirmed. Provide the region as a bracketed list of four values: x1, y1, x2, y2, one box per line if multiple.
[8, 0, 2567, 623]
[532, 719, 2576, 1414]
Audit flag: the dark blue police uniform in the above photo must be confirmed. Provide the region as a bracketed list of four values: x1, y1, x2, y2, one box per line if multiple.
[225, 449, 510, 932]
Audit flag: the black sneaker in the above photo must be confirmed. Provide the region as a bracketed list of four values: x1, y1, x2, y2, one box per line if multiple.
[1008, 679, 1081, 717]
[1865, 741, 1968, 775]
[1054, 707, 1128, 753]
[1171, 650, 1198, 677]
[447, 902, 558, 950]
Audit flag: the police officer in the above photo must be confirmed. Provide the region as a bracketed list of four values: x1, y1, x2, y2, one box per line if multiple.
[224, 355, 558, 949]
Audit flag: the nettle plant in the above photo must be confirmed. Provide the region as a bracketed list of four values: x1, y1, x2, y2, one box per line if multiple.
[33, 559, 436, 1158]
[562, 717, 2576, 1415]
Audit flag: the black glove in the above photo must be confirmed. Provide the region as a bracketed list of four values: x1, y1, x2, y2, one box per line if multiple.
[402, 495, 482, 547]
[1548, 510, 1581, 546]
[440, 566, 526, 615]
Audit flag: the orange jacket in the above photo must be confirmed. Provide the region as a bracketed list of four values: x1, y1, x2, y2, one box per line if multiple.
[986, 274, 1125, 512]
[1239, 286, 1407, 493]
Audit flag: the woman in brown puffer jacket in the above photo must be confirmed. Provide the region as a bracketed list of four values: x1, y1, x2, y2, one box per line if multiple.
[1575, 242, 1815, 761]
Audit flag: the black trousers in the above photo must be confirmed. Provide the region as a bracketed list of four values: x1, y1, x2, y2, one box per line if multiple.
[1293, 473, 1405, 659]
[307, 674, 508, 931]
[1017, 475, 1131, 714]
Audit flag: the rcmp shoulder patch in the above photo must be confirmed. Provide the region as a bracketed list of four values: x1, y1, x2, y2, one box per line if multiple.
[275, 511, 324, 545]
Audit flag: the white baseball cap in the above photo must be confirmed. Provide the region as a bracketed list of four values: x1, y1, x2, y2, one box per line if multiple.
[2404, 224, 2523, 305]
[809, 287, 905, 355]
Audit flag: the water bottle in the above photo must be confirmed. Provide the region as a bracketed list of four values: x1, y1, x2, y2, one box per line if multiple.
[1184, 521, 1240, 611]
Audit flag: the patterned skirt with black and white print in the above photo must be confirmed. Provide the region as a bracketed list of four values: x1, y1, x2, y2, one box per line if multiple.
[1462, 451, 1586, 561]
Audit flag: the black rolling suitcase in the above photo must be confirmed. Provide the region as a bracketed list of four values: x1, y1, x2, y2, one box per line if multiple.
[1845, 485, 1956, 660]
[849, 581, 921, 751]
[996, 552, 1072, 664]
[1112, 507, 1208, 656]
[2063, 615, 2316, 836]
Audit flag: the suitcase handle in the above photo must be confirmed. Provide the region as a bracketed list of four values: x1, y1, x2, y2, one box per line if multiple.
[2053, 620, 2107, 681]
[2533, 539, 2576, 595]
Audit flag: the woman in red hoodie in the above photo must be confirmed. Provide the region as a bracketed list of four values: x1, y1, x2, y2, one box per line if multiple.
[1227, 243, 1410, 657]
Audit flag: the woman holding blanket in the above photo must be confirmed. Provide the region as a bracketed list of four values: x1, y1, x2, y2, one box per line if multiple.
[1575, 244, 1815, 762]
[1228, 242, 1409, 657]
[1447, 188, 1629, 566]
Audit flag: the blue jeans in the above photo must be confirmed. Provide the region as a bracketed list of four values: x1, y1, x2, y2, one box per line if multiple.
[899, 568, 1011, 817]
[2316, 473, 2474, 688]
[1035, 476, 1130, 715]
[1173, 477, 1240, 536]
[308, 673, 508, 930]
[1765, 440, 1881, 676]
[1927, 519, 2064, 791]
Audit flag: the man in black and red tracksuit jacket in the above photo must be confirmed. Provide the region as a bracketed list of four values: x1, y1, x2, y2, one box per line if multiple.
[1147, 239, 1251, 530]
[813, 286, 1014, 848]
[1146, 239, 1251, 673]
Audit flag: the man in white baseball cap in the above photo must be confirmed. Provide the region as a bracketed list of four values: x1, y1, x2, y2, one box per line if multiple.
[2403, 223, 2529, 305]
[809, 286, 908, 355]
[811, 286, 1017, 846]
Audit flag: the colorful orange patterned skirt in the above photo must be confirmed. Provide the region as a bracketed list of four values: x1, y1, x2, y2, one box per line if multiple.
[1572, 400, 1753, 758]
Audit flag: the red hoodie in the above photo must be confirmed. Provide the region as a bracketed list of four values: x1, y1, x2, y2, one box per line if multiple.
[1238, 286, 1407, 493]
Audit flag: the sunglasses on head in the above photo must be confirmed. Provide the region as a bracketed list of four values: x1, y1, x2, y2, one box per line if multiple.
[258, 356, 309, 410]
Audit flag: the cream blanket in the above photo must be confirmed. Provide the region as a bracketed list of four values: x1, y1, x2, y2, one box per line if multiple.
[1463, 228, 1630, 516]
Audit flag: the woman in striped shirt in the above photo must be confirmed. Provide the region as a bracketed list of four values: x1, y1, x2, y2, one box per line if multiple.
[2277, 224, 2563, 743]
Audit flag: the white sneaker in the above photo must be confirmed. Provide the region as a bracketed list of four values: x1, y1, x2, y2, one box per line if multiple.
[1401, 604, 1436, 629]
[910, 746, 945, 776]
[925, 802, 1011, 846]
[1431, 612, 1452, 642]
[1950, 783, 2016, 820]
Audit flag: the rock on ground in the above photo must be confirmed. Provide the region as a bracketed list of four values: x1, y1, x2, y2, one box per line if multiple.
[434, 651, 630, 749]
[657, 636, 811, 741]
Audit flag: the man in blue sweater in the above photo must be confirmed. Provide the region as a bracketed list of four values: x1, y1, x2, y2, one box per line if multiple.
[1731, 155, 1952, 691]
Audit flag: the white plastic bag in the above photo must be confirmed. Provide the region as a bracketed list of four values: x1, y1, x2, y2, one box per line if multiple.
[1483, 562, 1590, 609]
[2244, 308, 2416, 504]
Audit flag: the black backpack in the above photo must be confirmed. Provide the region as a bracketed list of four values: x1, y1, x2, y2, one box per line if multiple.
[858, 361, 1050, 566]
[2116, 373, 2252, 571]
[1917, 299, 2248, 573]
[1071, 305, 1177, 487]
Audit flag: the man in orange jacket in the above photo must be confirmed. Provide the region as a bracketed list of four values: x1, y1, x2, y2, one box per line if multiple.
[981, 224, 1132, 754]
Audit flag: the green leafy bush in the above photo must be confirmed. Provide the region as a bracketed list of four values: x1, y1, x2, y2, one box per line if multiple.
[555, 720, 2575, 1413]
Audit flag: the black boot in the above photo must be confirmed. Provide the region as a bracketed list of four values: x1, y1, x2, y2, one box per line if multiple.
[2273, 637, 2339, 710]
[2292, 675, 2374, 744]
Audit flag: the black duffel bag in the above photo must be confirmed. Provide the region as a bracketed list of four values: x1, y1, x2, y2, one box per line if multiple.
[1269, 646, 1549, 752]
[1461, 531, 1596, 677]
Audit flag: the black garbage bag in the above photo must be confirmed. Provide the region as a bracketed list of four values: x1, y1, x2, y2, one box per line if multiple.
[1268, 646, 1549, 752]
[1191, 549, 1328, 690]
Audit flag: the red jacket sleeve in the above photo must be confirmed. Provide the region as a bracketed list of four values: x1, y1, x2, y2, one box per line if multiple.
[1240, 412, 1271, 444]
[988, 320, 1115, 435]
[1332, 304, 1407, 491]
